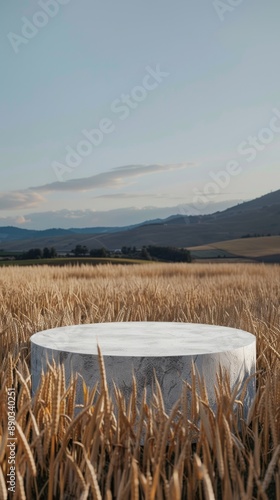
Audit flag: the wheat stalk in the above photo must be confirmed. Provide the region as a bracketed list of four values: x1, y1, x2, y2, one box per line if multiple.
[0, 262, 279, 497]
[262, 445, 280, 492]
[0, 466, 7, 500]
[194, 454, 215, 500]
[84, 450, 102, 500]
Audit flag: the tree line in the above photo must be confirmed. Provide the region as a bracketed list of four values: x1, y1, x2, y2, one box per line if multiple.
[12, 244, 192, 263]
[16, 247, 57, 260]
[71, 244, 192, 262]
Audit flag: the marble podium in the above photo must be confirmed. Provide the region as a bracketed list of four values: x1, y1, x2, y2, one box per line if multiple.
[30, 322, 256, 414]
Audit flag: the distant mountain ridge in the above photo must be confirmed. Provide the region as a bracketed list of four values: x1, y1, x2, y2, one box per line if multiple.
[0, 224, 137, 242]
[0, 219, 165, 242]
[0, 189, 279, 252]
[0, 226, 73, 242]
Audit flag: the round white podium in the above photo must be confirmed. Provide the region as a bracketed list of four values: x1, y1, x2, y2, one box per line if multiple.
[30, 322, 256, 414]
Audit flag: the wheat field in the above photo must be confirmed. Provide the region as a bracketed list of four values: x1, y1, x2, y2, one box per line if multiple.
[0, 262, 279, 499]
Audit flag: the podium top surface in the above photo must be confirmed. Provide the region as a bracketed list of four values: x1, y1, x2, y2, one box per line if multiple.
[30, 322, 256, 357]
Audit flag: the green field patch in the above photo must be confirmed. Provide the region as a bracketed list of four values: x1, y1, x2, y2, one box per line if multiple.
[0, 257, 151, 267]
[190, 249, 235, 259]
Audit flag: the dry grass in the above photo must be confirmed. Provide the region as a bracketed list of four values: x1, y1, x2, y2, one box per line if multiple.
[0, 262, 279, 499]
[189, 236, 280, 258]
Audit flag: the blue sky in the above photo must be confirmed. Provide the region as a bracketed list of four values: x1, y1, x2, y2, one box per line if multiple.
[1, 0, 280, 229]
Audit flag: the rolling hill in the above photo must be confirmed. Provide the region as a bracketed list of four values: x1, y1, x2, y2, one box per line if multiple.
[0, 189, 279, 253]
[189, 236, 280, 262]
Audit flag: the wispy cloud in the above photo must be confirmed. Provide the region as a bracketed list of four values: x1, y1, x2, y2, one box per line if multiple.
[0, 215, 30, 225]
[31, 163, 194, 193]
[0, 191, 45, 210]
[0, 199, 242, 230]
[94, 192, 186, 200]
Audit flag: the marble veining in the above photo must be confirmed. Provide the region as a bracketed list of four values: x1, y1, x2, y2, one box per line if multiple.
[31, 322, 256, 356]
[31, 322, 256, 416]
